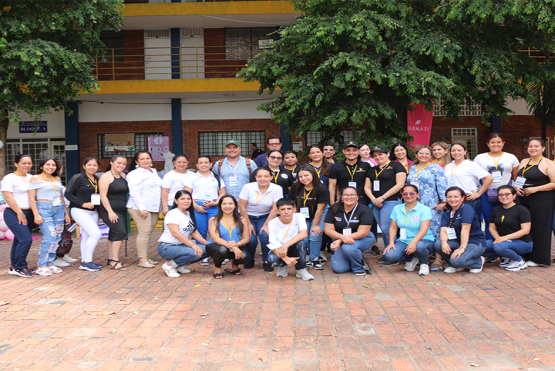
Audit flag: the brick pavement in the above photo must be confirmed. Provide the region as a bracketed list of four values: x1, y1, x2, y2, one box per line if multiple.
[1, 232, 555, 370]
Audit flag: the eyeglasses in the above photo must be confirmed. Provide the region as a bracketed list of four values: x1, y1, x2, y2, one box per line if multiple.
[268, 142, 281, 147]
[402, 192, 416, 197]
[343, 194, 357, 198]
[498, 193, 513, 198]
[268, 156, 283, 160]
[323, 149, 334, 152]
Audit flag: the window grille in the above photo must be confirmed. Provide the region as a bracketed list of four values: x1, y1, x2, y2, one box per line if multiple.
[451, 128, 478, 159]
[5, 138, 67, 183]
[199, 131, 265, 157]
[306, 130, 357, 147]
[98, 133, 163, 159]
[100, 31, 124, 62]
[434, 97, 483, 116]
[225, 28, 275, 60]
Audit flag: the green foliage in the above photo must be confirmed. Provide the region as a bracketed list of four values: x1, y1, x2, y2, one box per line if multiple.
[0, 0, 124, 122]
[238, 0, 555, 147]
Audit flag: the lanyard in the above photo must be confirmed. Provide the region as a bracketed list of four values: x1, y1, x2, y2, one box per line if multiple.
[374, 161, 390, 179]
[522, 156, 543, 176]
[87, 176, 98, 193]
[489, 152, 503, 169]
[414, 162, 430, 178]
[450, 160, 464, 178]
[303, 188, 313, 206]
[272, 170, 280, 183]
[346, 164, 357, 180]
[14, 171, 29, 185]
[255, 189, 269, 204]
[221, 218, 235, 239]
[402, 209, 415, 226]
[45, 175, 57, 193]
[279, 218, 294, 240]
[343, 203, 358, 228]
[311, 164, 322, 178]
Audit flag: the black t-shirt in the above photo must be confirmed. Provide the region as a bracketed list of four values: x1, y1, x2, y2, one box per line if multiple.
[270, 168, 295, 196]
[251, 148, 264, 160]
[324, 202, 374, 234]
[289, 182, 330, 220]
[490, 204, 532, 242]
[366, 161, 406, 202]
[329, 160, 371, 203]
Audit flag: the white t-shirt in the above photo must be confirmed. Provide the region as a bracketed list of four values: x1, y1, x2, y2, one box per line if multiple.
[473, 152, 519, 189]
[162, 170, 194, 206]
[444, 160, 491, 194]
[268, 213, 307, 246]
[1, 173, 33, 209]
[239, 182, 283, 217]
[158, 208, 196, 245]
[190, 172, 225, 201]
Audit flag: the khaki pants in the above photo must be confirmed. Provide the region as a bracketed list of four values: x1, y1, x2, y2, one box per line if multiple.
[128, 209, 158, 258]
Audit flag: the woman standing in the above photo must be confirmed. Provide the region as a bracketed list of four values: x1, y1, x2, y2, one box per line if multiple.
[98, 155, 129, 270]
[306, 144, 331, 187]
[28, 158, 71, 276]
[65, 157, 102, 272]
[1, 154, 35, 277]
[126, 151, 163, 268]
[383, 185, 435, 276]
[161, 154, 193, 215]
[474, 134, 519, 238]
[391, 142, 413, 173]
[359, 144, 377, 166]
[515, 139, 555, 266]
[282, 150, 300, 178]
[431, 141, 451, 168]
[267, 150, 294, 197]
[444, 143, 493, 221]
[158, 190, 208, 278]
[289, 165, 330, 270]
[206, 195, 251, 278]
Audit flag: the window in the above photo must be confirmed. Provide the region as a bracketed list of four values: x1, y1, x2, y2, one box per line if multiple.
[5, 138, 67, 183]
[100, 31, 124, 62]
[451, 128, 478, 159]
[225, 28, 276, 60]
[97, 133, 163, 159]
[306, 130, 357, 147]
[434, 97, 483, 116]
[199, 131, 265, 157]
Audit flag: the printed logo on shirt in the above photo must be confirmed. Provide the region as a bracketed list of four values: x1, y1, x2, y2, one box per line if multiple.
[182, 221, 196, 233]
[281, 174, 289, 179]
[411, 216, 421, 223]
[334, 217, 342, 222]
[350, 220, 360, 224]
[356, 169, 366, 173]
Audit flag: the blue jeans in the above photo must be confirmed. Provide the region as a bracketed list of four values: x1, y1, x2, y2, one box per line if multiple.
[480, 193, 499, 240]
[486, 239, 533, 262]
[4, 208, 34, 270]
[158, 242, 207, 267]
[246, 214, 270, 262]
[331, 232, 376, 274]
[304, 205, 329, 261]
[267, 242, 308, 270]
[433, 239, 485, 269]
[372, 200, 399, 247]
[194, 201, 218, 240]
[384, 239, 434, 265]
[37, 201, 66, 267]
[466, 197, 482, 224]
[483, 239, 499, 261]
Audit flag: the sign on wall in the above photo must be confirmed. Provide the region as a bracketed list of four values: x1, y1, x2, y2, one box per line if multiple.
[148, 136, 170, 161]
[19, 121, 47, 133]
[105, 133, 135, 152]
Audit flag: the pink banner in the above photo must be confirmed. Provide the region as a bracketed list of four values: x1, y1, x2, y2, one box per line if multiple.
[407, 103, 434, 148]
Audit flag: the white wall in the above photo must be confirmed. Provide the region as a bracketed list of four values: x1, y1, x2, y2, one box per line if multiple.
[79, 100, 172, 122]
[8, 110, 66, 139]
[182, 99, 272, 120]
[506, 97, 531, 115]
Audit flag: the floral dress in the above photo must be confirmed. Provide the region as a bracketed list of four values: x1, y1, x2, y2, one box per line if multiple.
[407, 163, 447, 238]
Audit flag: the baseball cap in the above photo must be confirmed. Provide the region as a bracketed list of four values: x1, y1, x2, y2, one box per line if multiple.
[370, 145, 388, 155]
[225, 139, 241, 147]
[344, 141, 359, 149]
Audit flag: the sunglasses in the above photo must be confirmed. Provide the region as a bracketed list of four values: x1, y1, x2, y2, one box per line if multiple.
[268, 156, 283, 160]
[323, 149, 334, 152]
[402, 192, 416, 197]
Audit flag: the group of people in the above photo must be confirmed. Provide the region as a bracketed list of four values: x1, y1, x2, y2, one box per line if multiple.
[2, 133, 554, 280]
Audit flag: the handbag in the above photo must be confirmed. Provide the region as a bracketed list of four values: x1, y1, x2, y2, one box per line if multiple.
[486, 188, 498, 203]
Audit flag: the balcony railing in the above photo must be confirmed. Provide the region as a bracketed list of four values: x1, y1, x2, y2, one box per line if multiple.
[93, 46, 267, 81]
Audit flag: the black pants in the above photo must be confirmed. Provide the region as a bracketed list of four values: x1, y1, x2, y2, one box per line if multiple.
[206, 243, 251, 268]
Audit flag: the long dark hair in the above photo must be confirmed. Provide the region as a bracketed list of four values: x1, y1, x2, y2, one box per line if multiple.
[105, 154, 127, 172]
[173, 190, 197, 228]
[295, 165, 320, 214]
[196, 155, 222, 188]
[212, 194, 243, 238]
[390, 142, 413, 162]
[308, 144, 330, 177]
[37, 157, 61, 177]
[129, 151, 152, 172]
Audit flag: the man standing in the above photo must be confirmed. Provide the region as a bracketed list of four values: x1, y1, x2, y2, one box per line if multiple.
[328, 141, 371, 205]
[250, 143, 264, 160]
[213, 140, 258, 201]
[323, 142, 336, 164]
[255, 136, 282, 167]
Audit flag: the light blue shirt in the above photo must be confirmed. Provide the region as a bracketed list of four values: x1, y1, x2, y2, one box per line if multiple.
[213, 156, 258, 201]
[28, 181, 65, 201]
[390, 202, 434, 244]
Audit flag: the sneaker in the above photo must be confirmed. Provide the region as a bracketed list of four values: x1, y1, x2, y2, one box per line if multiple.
[309, 258, 324, 270]
[176, 266, 191, 274]
[376, 257, 386, 264]
[296, 268, 314, 281]
[244, 260, 255, 269]
[78, 262, 99, 272]
[48, 265, 63, 274]
[9, 267, 33, 278]
[319, 251, 328, 262]
[526, 260, 542, 267]
[162, 263, 180, 278]
[469, 256, 486, 274]
[419, 264, 430, 276]
[354, 270, 371, 276]
[380, 261, 399, 267]
[35, 267, 52, 276]
[371, 245, 381, 255]
[263, 262, 274, 272]
[200, 257, 210, 266]
[222, 259, 229, 265]
[444, 266, 465, 274]
[23, 267, 35, 275]
[276, 266, 288, 277]
[486, 257, 499, 263]
[499, 257, 512, 268]
[53, 259, 69, 267]
[506, 259, 528, 272]
[91, 263, 103, 269]
[62, 255, 78, 263]
[404, 257, 418, 272]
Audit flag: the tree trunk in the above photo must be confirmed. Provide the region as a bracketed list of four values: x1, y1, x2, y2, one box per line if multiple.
[541, 85, 548, 157]
[0, 110, 8, 179]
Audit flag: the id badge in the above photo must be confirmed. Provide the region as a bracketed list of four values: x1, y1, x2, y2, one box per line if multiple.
[343, 228, 352, 236]
[229, 176, 238, 187]
[348, 181, 357, 188]
[373, 180, 380, 192]
[411, 181, 420, 189]
[515, 176, 526, 188]
[446, 227, 457, 240]
[52, 198, 61, 206]
[91, 193, 101, 205]
[492, 171, 502, 182]
[204, 193, 213, 201]
[300, 207, 310, 219]
[399, 228, 407, 240]
[267, 241, 282, 251]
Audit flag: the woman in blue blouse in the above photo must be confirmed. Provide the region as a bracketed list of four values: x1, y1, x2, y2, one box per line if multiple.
[306, 144, 331, 187]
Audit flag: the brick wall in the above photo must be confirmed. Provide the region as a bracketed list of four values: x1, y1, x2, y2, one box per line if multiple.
[204, 28, 246, 78]
[96, 30, 145, 81]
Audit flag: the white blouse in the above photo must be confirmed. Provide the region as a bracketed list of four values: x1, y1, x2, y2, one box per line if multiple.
[126, 167, 163, 212]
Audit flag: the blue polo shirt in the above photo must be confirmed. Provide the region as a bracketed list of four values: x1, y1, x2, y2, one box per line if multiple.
[440, 203, 486, 245]
[390, 202, 434, 244]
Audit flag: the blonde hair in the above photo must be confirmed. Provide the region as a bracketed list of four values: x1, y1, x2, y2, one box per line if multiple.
[431, 141, 451, 166]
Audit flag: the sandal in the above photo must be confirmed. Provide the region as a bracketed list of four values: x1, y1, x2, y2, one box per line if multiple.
[213, 272, 224, 279]
[431, 259, 443, 268]
[224, 268, 242, 275]
[107, 259, 126, 270]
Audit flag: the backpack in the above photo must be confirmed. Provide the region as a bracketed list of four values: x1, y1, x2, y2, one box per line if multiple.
[218, 157, 252, 177]
[57, 227, 73, 255]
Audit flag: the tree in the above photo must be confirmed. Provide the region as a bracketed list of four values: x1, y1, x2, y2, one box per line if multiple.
[239, 0, 555, 148]
[0, 0, 124, 177]
[528, 54, 555, 147]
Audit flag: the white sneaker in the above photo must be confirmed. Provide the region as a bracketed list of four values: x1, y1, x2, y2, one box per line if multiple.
[200, 257, 210, 266]
[53, 259, 69, 267]
[319, 251, 328, 262]
[506, 259, 528, 272]
[404, 257, 418, 272]
[469, 256, 486, 274]
[47, 266, 63, 274]
[62, 255, 78, 263]
[222, 259, 229, 265]
[176, 266, 191, 274]
[276, 266, 288, 277]
[526, 260, 542, 267]
[162, 263, 180, 278]
[499, 257, 512, 268]
[419, 264, 430, 276]
[444, 266, 465, 274]
[296, 268, 314, 281]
